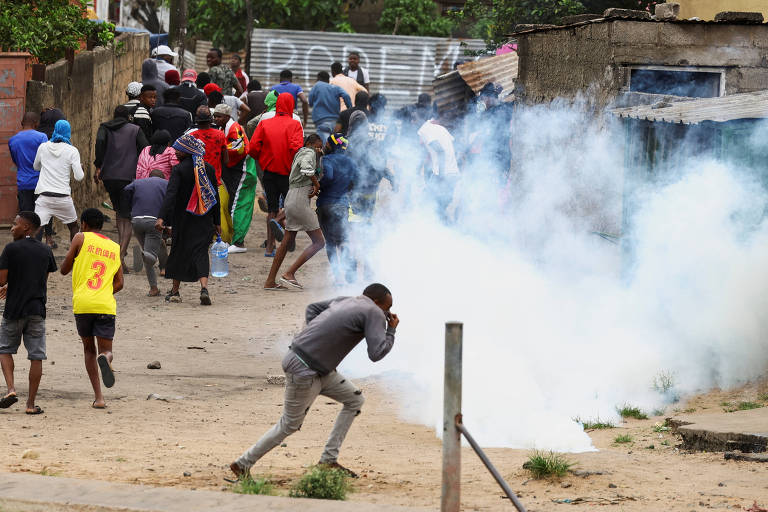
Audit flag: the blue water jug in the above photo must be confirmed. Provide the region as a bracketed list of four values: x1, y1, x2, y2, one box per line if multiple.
[210, 236, 229, 277]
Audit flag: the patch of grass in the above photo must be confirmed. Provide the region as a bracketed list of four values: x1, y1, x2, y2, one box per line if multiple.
[684, 407, 697, 414]
[39, 467, 59, 476]
[737, 401, 763, 411]
[651, 408, 665, 417]
[617, 404, 648, 420]
[115, 457, 126, 462]
[523, 451, 573, 479]
[614, 434, 633, 444]
[289, 465, 351, 500]
[652, 422, 670, 433]
[661, 440, 670, 446]
[652, 371, 675, 393]
[232, 475, 276, 495]
[574, 416, 615, 430]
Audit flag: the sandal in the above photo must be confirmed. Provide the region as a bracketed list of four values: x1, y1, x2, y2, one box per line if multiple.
[264, 250, 276, 258]
[0, 392, 18, 408]
[278, 276, 303, 290]
[92, 401, 107, 409]
[25, 405, 44, 415]
[165, 290, 182, 303]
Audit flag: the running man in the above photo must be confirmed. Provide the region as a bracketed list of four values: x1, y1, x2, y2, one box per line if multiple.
[0, 212, 57, 414]
[60, 209, 123, 409]
[230, 283, 399, 479]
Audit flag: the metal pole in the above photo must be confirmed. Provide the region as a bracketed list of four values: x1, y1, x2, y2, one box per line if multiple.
[456, 421, 528, 512]
[441, 322, 463, 512]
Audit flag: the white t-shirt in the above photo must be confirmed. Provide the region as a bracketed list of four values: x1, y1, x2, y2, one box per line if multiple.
[224, 95, 243, 118]
[156, 60, 178, 81]
[417, 120, 459, 176]
[346, 67, 370, 85]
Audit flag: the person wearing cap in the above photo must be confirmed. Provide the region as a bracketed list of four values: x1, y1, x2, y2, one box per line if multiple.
[212, 103, 249, 246]
[207, 48, 242, 97]
[177, 69, 208, 117]
[189, 106, 228, 180]
[317, 133, 358, 285]
[152, 45, 178, 81]
[205, 83, 250, 125]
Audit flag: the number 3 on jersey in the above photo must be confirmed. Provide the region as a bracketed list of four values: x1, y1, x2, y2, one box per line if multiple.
[87, 260, 107, 290]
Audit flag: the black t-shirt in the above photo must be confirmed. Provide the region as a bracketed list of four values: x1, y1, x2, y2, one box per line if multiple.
[0, 237, 57, 319]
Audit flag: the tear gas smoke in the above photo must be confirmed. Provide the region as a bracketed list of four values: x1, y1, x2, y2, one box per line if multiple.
[329, 101, 768, 452]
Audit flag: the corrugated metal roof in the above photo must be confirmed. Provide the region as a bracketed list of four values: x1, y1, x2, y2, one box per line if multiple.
[249, 29, 485, 113]
[193, 40, 212, 72]
[457, 52, 518, 100]
[611, 90, 768, 124]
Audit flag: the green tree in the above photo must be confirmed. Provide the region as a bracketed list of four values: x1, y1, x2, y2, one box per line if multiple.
[188, 0, 362, 51]
[580, 0, 657, 13]
[0, 0, 115, 64]
[379, 0, 454, 36]
[457, 0, 585, 48]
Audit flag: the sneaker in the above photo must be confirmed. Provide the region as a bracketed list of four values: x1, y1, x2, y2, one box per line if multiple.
[228, 245, 247, 254]
[269, 219, 285, 242]
[200, 287, 212, 306]
[318, 461, 358, 479]
[165, 290, 182, 303]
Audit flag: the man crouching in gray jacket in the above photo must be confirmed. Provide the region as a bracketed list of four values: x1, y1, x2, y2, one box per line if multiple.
[230, 283, 399, 479]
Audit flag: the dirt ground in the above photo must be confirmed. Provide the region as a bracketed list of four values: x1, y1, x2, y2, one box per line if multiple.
[0, 212, 767, 511]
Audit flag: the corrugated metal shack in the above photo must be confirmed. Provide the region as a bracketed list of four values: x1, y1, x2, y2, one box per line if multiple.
[249, 29, 485, 114]
[434, 52, 518, 119]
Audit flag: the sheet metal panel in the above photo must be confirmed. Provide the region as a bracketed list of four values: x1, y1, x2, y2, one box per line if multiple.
[611, 90, 768, 124]
[457, 52, 518, 100]
[249, 29, 484, 112]
[434, 70, 472, 118]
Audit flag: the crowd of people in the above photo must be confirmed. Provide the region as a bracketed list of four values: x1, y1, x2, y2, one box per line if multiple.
[0, 42, 522, 478]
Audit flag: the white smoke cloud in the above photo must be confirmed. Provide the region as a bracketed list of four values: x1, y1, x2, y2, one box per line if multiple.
[334, 102, 768, 453]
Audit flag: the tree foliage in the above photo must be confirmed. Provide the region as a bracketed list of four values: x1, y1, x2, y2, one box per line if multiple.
[0, 0, 115, 64]
[457, 0, 585, 48]
[188, 0, 362, 51]
[379, 0, 454, 37]
[580, 0, 657, 14]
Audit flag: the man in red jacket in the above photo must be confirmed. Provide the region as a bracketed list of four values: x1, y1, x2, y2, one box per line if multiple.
[249, 93, 303, 256]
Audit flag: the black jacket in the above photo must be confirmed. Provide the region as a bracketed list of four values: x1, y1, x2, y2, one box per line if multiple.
[94, 118, 149, 178]
[151, 102, 193, 141]
[176, 83, 208, 116]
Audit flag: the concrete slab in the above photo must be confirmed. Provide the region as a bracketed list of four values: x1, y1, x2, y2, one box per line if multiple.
[0, 473, 431, 512]
[668, 408, 768, 452]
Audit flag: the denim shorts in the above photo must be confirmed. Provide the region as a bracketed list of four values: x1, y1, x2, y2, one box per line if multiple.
[0, 315, 46, 360]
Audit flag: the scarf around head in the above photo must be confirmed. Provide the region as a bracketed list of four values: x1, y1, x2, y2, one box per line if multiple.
[51, 120, 72, 144]
[264, 90, 278, 112]
[172, 134, 217, 216]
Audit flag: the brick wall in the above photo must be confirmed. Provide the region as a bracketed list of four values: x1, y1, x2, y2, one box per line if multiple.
[26, 32, 149, 212]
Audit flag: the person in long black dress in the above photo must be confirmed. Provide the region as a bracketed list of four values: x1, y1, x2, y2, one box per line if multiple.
[155, 134, 221, 305]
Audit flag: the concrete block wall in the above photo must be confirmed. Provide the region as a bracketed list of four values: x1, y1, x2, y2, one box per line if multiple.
[515, 20, 768, 108]
[27, 32, 149, 213]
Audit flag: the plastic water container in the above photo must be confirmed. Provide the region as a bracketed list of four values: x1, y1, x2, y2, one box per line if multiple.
[210, 236, 229, 277]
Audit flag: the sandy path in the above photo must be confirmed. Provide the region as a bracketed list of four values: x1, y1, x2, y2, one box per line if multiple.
[1, 214, 767, 511]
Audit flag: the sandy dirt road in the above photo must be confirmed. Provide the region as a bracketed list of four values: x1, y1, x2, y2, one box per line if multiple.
[1, 213, 767, 511]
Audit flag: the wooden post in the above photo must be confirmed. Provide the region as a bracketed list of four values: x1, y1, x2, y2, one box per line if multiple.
[441, 322, 463, 512]
[168, 0, 187, 64]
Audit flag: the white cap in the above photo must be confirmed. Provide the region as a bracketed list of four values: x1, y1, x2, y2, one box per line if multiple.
[152, 44, 178, 57]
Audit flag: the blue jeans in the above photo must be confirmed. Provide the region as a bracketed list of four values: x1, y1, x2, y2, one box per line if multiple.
[315, 119, 336, 145]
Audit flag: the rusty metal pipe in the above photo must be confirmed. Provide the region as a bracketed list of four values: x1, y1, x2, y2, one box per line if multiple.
[456, 419, 527, 512]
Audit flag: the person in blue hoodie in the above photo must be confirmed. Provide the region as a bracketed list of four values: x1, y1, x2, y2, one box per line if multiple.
[308, 71, 351, 144]
[8, 113, 48, 214]
[317, 134, 358, 284]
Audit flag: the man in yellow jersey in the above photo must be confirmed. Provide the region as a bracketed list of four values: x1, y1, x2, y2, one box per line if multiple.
[60, 208, 123, 409]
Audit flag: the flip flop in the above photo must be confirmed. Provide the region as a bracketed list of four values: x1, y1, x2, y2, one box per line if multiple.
[264, 285, 288, 291]
[269, 219, 285, 242]
[25, 405, 44, 415]
[278, 277, 303, 290]
[0, 393, 18, 408]
[97, 354, 115, 388]
[92, 401, 107, 409]
[264, 250, 276, 257]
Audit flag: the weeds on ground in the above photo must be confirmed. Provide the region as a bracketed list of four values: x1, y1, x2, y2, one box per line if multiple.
[523, 450, 573, 479]
[722, 401, 763, 412]
[574, 416, 615, 430]
[651, 408, 665, 417]
[289, 465, 351, 500]
[684, 407, 697, 413]
[39, 467, 59, 476]
[652, 422, 670, 433]
[617, 404, 648, 420]
[232, 475, 276, 495]
[758, 393, 768, 402]
[614, 434, 633, 444]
